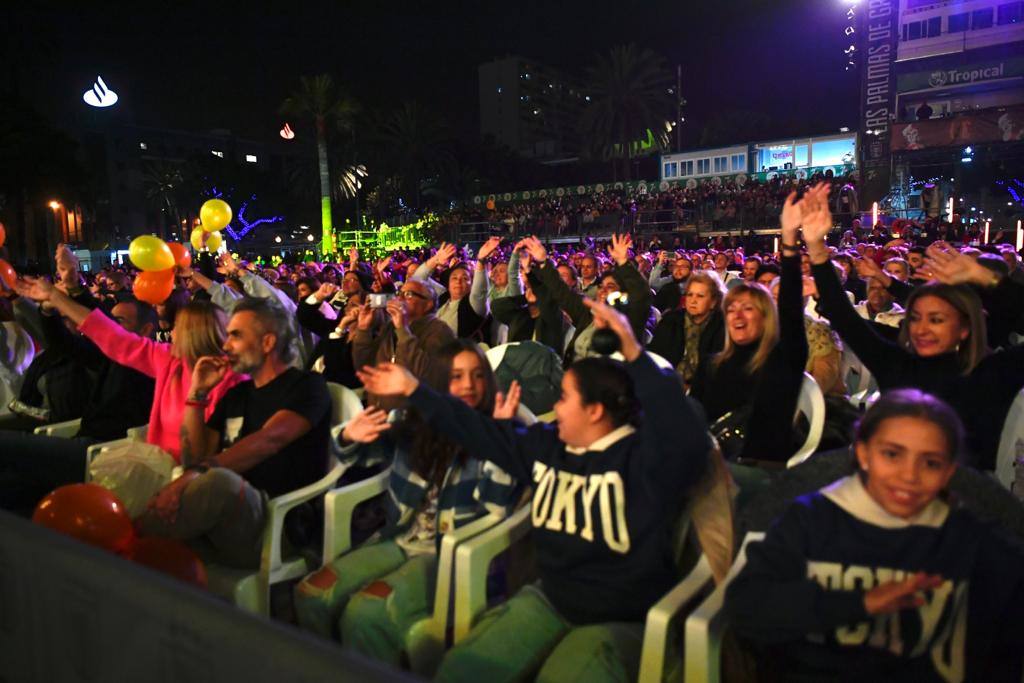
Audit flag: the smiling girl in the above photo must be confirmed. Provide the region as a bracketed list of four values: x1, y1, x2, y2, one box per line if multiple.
[725, 390, 1024, 681]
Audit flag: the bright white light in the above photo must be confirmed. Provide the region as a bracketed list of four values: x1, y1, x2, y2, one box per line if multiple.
[139, 142, 147, 150]
[839, 127, 850, 132]
[83, 76, 118, 108]
[306, 234, 314, 242]
[964, 146, 973, 154]
[211, 150, 224, 158]
[245, 154, 257, 163]
[274, 236, 282, 243]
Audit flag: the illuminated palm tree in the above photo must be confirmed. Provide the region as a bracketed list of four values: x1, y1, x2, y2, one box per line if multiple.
[580, 45, 675, 181]
[280, 74, 358, 254]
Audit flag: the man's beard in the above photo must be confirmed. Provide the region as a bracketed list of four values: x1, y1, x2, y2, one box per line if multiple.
[230, 350, 264, 375]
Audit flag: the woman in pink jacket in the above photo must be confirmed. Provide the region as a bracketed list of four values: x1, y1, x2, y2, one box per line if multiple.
[18, 278, 243, 462]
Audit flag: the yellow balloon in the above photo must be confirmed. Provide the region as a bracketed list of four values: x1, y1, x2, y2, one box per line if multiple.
[190, 228, 223, 252]
[128, 235, 175, 272]
[200, 199, 232, 232]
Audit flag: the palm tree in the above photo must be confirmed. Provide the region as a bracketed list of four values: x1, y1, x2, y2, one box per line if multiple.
[280, 74, 358, 254]
[375, 102, 452, 211]
[142, 161, 185, 239]
[580, 45, 676, 181]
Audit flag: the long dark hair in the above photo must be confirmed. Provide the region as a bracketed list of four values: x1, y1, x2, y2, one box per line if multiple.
[398, 340, 497, 485]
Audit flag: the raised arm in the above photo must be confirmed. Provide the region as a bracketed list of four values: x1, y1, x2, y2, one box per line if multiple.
[777, 193, 809, 372]
[801, 184, 902, 377]
[522, 237, 591, 328]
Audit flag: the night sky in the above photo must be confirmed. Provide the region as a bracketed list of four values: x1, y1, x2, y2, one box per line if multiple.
[8, 1, 859, 147]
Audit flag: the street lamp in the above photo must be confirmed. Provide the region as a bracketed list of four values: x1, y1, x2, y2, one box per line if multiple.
[49, 200, 61, 210]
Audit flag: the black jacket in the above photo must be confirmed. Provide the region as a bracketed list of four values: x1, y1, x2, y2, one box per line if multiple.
[647, 308, 726, 369]
[295, 300, 360, 388]
[490, 271, 567, 354]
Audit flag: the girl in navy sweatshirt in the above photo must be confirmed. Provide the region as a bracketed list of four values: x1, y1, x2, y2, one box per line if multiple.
[358, 297, 711, 683]
[725, 389, 1024, 682]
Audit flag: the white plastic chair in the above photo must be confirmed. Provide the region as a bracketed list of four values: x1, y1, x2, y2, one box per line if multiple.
[683, 532, 765, 683]
[34, 418, 82, 438]
[995, 388, 1024, 491]
[610, 350, 674, 370]
[451, 505, 718, 683]
[203, 381, 360, 615]
[318, 468, 512, 677]
[786, 373, 826, 469]
[82, 425, 150, 481]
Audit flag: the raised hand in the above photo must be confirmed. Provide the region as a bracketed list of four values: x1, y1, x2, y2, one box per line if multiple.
[798, 182, 832, 245]
[864, 572, 945, 615]
[340, 407, 392, 444]
[925, 243, 992, 286]
[375, 255, 393, 273]
[355, 363, 420, 397]
[517, 236, 548, 264]
[191, 356, 229, 394]
[385, 297, 409, 331]
[356, 302, 376, 331]
[656, 250, 667, 266]
[584, 297, 641, 361]
[14, 276, 55, 303]
[435, 242, 458, 267]
[779, 191, 802, 245]
[314, 282, 339, 302]
[608, 233, 633, 266]
[348, 247, 359, 267]
[476, 236, 501, 262]
[493, 380, 522, 420]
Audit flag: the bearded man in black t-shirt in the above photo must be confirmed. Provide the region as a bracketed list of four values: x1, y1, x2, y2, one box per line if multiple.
[138, 298, 331, 568]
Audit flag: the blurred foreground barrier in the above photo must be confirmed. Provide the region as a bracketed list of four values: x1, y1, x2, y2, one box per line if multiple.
[0, 510, 415, 683]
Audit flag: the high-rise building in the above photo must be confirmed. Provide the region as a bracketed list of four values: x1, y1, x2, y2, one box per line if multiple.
[478, 56, 586, 160]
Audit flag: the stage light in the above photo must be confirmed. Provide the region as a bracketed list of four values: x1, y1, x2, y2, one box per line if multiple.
[83, 76, 118, 108]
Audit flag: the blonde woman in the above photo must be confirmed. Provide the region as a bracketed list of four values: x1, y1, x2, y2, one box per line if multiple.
[15, 278, 244, 462]
[691, 191, 810, 462]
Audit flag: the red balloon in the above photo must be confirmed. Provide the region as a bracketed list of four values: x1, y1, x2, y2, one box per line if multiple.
[133, 270, 175, 305]
[32, 483, 135, 555]
[0, 222, 6, 249]
[129, 537, 208, 588]
[0, 259, 16, 289]
[167, 242, 191, 269]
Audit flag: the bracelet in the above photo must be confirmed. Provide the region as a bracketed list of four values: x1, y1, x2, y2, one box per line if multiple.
[781, 244, 801, 252]
[185, 398, 210, 408]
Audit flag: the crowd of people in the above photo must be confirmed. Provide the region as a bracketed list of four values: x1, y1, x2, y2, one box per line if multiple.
[1, 180, 1023, 681]
[441, 169, 860, 238]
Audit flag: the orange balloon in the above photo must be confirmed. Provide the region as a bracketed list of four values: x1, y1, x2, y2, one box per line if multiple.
[150, 267, 176, 284]
[167, 242, 191, 269]
[129, 537, 208, 588]
[32, 483, 135, 555]
[0, 221, 6, 248]
[0, 259, 16, 289]
[133, 270, 175, 305]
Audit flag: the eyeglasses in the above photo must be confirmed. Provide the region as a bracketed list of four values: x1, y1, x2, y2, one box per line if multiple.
[399, 290, 429, 300]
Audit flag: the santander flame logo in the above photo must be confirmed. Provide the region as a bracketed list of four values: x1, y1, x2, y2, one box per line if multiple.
[280, 122, 295, 140]
[83, 76, 118, 108]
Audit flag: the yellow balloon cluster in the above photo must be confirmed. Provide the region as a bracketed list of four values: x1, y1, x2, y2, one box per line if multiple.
[200, 199, 232, 233]
[128, 235, 175, 272]
[191, 228, 223, 252]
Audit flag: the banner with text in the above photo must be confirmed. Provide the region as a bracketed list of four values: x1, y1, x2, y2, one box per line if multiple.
[859, 0, 900, 202]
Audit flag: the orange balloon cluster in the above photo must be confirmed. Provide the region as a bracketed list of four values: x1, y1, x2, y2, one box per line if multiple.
[33, 483, 208, 588]
[0, 259, 15, 289]
[32, 484, 135, 555]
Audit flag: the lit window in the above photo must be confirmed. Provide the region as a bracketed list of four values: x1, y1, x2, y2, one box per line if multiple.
[211, 150, 224, 158]
[245, 154, 257, 163]
[139, 142, 148, 150]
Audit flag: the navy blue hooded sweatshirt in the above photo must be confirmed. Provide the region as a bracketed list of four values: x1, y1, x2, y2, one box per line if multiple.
[408, 351, 710, 624]
[725, 475, 1024, 682]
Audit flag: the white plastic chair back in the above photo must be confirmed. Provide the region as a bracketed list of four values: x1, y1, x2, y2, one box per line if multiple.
[787, 373, 826, 469]
[327, 382, 363, 428]
[563, 325, 576, 354]
[485, 342, 516, 372]
[515, 403, 538, 425]
[995, 388, 1024, 490]
[610, 350, 674, 371]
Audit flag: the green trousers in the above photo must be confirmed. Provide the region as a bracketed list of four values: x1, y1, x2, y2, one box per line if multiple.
[435, 584, 644, 683]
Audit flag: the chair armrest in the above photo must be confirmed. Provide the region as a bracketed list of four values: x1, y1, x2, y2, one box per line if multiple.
[322, 467, 391, 563]
[638, 554, 714, 683]
[261, 459, 346, 576]
[126, 424, 149, 441]
[684, 532, 764, 683]
[430, 514, 508, 639]
[34, 418, 82, 438]
[453, 504, 532, 642]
